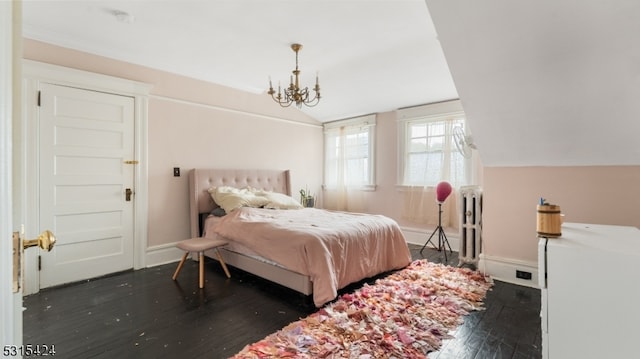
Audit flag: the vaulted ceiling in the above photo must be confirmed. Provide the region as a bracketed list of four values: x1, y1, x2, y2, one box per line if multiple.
[22, 1, 640, 167]
[427, 0, 640, 166]
[21, 0, 458, 123]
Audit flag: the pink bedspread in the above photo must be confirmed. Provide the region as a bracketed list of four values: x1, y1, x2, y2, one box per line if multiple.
[211, 207, 412, 307]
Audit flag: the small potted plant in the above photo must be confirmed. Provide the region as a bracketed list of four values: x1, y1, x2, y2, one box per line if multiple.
[299, 187, 315, 208]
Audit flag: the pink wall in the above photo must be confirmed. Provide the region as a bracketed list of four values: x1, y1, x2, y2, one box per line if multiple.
[483, 166, 640, 263]
[22, 39, 324, 248]
[25, 40, 639, 270]
[346, 110, 640, 267]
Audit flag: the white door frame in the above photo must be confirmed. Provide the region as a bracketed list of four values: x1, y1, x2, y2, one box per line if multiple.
[21, 60, 152, 294]
[1, 0, 20, 346]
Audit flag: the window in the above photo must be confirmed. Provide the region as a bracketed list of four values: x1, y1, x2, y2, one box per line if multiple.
[398, 101, 470, 187]
[324, 115, 376, 189]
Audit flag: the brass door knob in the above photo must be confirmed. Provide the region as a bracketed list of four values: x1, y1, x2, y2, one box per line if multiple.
[23, 230, 56, 251]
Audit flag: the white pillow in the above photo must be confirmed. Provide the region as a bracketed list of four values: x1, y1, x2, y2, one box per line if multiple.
[208, 186, 269, 213]
[255, 190, 303, 210]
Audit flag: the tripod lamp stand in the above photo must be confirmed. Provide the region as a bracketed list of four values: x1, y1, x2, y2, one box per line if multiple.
[420, 181, 454, 261]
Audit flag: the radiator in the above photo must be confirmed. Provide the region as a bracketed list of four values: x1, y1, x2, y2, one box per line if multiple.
[459, 185, 483, 266]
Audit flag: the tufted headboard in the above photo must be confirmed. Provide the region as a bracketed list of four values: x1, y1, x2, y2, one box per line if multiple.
[189, 168, 292, 238]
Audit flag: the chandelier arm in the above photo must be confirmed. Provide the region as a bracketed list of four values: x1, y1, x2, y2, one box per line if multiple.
[277, 98, 295, 108]
[269, 92, 294, 108]
[304, 93, 321, 107]
[304, 86, 320, 101]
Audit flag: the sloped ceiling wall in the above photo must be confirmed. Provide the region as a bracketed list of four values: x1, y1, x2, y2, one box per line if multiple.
[425, 0, 640, 167]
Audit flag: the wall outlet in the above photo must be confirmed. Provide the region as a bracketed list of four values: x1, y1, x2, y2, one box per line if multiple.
[516, 270, 532, 280]
[173, 167, 180, 177]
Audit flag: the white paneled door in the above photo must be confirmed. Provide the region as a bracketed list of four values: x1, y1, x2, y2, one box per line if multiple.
[38, 83, 135, 288]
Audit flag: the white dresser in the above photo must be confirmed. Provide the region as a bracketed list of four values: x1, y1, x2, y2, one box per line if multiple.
[538, 223, 640, 358]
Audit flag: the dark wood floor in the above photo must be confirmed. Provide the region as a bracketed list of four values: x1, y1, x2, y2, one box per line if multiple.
[23, 245, 541, 358]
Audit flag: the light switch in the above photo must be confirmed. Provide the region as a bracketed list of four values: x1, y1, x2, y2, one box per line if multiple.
[173, 167, 180, 177]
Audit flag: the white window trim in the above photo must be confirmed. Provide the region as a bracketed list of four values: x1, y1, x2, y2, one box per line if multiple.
[396, 100, 471, 187]
[396, 99, 464, 121]
[323, 114, 376, 130]
[323, 114, 376, 191]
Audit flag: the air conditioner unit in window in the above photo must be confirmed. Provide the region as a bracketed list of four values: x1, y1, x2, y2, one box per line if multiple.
[459, 185, 483, 266]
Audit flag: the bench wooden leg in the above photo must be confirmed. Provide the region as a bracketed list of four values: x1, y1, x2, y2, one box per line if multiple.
[216, 249, 231, 278]
[199, 252, 205, 288]
[172, 252, 189, 281]
[174, 245, 230, 287]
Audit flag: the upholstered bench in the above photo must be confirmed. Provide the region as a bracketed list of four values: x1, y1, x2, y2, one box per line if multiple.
[172, 237, 231, 288]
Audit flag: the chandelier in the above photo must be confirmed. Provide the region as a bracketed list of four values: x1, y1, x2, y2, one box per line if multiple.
[268, 43, 321, 108]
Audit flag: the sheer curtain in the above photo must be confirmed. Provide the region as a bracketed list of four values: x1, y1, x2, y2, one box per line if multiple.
[401, 186, 459, 229]
[324, 125, 350, 211]
[323, 116, 375, 212]
[399, 116, 467, 229]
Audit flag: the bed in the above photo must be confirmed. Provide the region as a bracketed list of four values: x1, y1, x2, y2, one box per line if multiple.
[189, 168, 412, 307]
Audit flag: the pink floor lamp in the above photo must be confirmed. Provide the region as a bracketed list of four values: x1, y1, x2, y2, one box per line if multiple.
[420, 181, 454, 261]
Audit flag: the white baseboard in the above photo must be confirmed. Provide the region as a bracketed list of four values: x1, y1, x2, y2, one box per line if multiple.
[401, 226, 460, 252]
[403, 226, 539, 289]
[478, 254, 539, 288]
[145, 242, 184, 267]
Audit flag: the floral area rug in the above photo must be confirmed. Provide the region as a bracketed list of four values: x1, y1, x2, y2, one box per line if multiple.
[230, 260, 493, 359]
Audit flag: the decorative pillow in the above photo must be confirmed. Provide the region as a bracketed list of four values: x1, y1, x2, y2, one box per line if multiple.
[255, 190, 304, 210]
[210, 207, 226, 217]
[208, 186, 269, 213]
